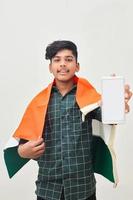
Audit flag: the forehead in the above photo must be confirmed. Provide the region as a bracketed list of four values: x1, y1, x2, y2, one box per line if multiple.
[54, 49, 74, 57]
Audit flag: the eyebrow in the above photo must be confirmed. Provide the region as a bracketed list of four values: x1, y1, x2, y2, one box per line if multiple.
[53, 55, 74, 58]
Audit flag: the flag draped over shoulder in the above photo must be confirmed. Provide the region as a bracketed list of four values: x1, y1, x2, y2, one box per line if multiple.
[4, 76, 118, 185]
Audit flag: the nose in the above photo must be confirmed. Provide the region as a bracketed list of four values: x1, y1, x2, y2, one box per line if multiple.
[60, 59, 66, 67]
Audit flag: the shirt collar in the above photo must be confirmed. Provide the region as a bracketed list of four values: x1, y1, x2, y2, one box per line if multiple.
[52, 75, 78, 94]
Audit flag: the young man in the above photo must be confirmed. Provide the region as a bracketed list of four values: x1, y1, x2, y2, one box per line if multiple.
[4, 41, 132, 200]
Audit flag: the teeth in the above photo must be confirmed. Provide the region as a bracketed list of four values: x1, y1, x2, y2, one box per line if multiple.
[58, 69, 69, 73]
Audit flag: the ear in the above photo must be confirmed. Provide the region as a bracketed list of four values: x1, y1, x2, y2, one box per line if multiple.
[76, 62, 80, 72]
[49, 63, 52, 73]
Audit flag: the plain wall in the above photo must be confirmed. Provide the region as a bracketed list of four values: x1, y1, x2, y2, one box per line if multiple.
[0, 0, 133, 199]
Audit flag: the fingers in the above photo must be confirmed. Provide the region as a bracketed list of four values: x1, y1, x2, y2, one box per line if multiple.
[125, 103, 130, 113]
[32, 137, 44, 147]
[33, 149, 45, 158]
[125, 84, 130, 91]
[32, 138, 45, 158]
[125, 84, 132, 102]
[34, 142, 45, 151]
[124, 84, 132, 113]
[32, 144, 45, 158]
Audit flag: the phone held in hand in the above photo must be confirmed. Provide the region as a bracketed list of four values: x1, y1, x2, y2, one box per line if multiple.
[101, 76, 125, 124]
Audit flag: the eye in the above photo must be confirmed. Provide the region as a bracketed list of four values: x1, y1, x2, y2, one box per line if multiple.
[53, 58, 60, 62]
[66, 58, 73, 62]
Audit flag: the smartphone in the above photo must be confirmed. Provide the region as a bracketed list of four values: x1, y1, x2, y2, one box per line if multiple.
[101, 76, 125, 124]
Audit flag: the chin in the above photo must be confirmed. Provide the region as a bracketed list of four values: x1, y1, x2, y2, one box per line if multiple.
[57, 76, 73, 82]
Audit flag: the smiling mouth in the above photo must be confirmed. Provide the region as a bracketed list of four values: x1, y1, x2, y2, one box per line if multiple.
[57, 69, 69, 73]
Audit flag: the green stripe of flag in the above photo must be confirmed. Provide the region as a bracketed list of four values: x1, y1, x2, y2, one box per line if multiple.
[4, 146, 30, 178]
[92, 136, 115, 183]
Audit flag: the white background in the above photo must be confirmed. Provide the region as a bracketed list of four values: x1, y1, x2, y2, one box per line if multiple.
[0, 0, 133, 199]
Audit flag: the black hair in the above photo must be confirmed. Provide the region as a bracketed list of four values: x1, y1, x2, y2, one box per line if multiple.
[45, 40, 78, 61]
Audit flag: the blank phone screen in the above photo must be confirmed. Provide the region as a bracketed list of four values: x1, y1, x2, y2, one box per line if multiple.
[101, 76, 125, 124]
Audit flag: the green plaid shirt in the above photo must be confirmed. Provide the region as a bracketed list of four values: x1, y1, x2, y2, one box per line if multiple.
[35, 85, 101, 200]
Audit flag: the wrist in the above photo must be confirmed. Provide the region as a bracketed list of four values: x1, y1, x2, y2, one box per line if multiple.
[18, 145, 26, 158]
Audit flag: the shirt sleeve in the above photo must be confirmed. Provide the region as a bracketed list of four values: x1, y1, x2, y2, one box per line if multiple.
[88, 107, 102, 121]
[19, 139, 28, 145]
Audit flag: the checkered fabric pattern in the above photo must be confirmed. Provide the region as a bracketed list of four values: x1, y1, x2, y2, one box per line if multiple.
[35, 85, 101, 200]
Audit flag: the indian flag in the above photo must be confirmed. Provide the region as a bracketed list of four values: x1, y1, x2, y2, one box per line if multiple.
[3, 76, 119, 185]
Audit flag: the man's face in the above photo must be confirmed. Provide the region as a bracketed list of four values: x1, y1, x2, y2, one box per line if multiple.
[49, 49, 79, 82]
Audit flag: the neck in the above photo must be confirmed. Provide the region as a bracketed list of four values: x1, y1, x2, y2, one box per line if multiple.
[55, 78, 74, 96]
